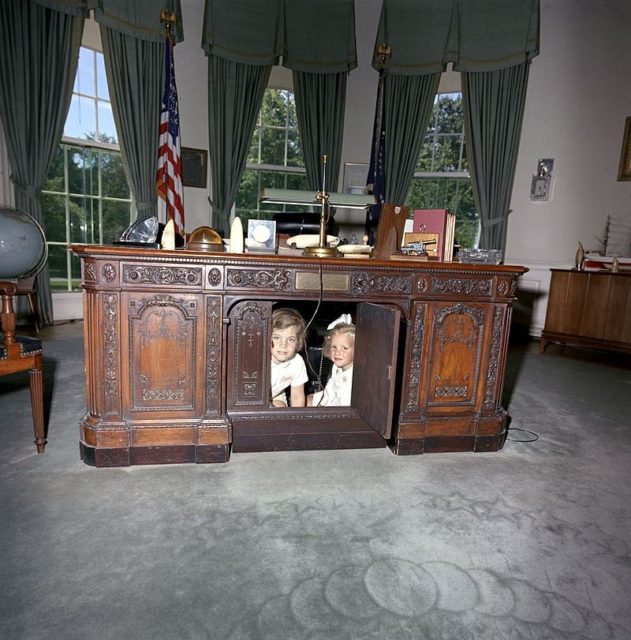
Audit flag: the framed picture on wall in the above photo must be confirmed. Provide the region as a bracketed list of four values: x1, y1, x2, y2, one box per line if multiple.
[182, 147, 208, 188]
[617, 117, 631, 181]
[343, 163, 370, 194]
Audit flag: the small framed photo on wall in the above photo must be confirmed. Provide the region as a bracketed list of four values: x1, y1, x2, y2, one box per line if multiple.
[181, 147, 208, 188]
[617, 117, 631, 181]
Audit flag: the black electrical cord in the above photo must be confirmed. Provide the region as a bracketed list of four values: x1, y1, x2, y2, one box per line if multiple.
[506, 427, 539, 443]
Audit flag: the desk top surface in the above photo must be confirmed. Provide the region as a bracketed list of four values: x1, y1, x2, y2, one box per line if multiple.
[71, 244, 528, 276]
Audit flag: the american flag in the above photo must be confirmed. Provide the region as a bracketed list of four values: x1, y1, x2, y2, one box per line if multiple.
[365, 69, 386, 245]
[156, 35, 184, 236]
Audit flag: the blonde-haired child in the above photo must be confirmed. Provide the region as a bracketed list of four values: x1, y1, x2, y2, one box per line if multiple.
[308, 314, 355, 407]
[270, 308, 308, 407]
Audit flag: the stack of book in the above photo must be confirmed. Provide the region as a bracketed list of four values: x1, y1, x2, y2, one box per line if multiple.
[405, 209, 456, 262]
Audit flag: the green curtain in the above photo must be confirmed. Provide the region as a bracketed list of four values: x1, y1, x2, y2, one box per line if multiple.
[292, 71, 347, 193]
[91, 0, 183, 43]
[208, 56, 271, 235]
[0, 1, 84, 325]
[372, 0, 539, 251]
[92, 0, 182, 224]
[100, 27, 163, 220]
[202, 0, 356, 73]
[373, 0, 539, 74]
[382, 72, 441, 206]
[462, 62, 531, 250]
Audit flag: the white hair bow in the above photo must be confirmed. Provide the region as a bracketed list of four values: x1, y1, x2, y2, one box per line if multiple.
[327, 313, 352, 330]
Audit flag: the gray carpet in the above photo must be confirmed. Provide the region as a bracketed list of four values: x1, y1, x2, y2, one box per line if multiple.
[1, 321, 630, 640]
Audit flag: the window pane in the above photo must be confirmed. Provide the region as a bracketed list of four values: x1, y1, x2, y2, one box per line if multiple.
[435, 93, 464, 133]
[67, 146, 98, 197]
[286, 130, 304, 167]
[101, 200, 133, 244]
[68, 195, 96, 244]
[434, 134, 464, 172]
[236, 169, 261, 210]
[47, 245, 71, 289]
[96, 52, 109, 100]
[237, 88, 307, 220]
[65, 95, 97, 140]
[260, 128, 287, 165]
[97, 102, 117, 143]
[70, 254, 83, 291]
[74, 47, 95, 96]
[40, 193, 67, 243]
[47, 47, 131, 290]
[99, 150, 130, 199]
[261, 91, 288, 127]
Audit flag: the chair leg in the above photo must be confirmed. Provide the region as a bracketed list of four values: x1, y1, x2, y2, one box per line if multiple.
[29, 366, 46, 453]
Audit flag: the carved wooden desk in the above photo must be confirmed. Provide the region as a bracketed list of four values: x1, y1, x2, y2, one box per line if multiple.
[71, 244, 526, 467]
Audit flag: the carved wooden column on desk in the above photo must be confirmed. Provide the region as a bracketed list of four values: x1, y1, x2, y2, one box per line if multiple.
[392, 270, 517, 455]
[78, 253, 230, 466]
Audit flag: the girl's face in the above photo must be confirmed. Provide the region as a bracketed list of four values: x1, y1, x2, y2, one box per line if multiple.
[271, 325, 300, 364]
[330, 332, 354, 371]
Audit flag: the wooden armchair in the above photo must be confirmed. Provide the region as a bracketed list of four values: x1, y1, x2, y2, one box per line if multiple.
[0, 281, 46, 453]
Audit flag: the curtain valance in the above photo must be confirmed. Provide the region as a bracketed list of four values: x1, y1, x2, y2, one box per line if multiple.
[202, 0, 357, 74]
[373, 0, 539, 75]
[30, 0, 89, 17]
[90, 0, 183, 43]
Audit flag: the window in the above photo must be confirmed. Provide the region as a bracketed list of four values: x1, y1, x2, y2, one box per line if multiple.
[235, 89, 310, 220]
[41, 47, 134, 291]
[406, 92, 479, 248]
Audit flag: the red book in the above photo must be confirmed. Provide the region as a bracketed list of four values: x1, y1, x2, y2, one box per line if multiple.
[412, 209, 450, 261]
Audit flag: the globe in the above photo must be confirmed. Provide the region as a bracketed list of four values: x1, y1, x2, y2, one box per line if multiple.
[0, 206, 48, 279]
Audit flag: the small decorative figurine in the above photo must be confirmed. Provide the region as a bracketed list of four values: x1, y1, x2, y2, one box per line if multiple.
[229, 216, 244, 253]
[611, 256, 620, 273]
[161, 219, 176, 250]
[575, 241, 585, 271]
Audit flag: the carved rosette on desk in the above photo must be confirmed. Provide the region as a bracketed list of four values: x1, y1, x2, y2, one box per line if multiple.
[72, 245, 526, 467]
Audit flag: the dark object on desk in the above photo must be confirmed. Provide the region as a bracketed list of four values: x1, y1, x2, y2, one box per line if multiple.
[118, 215, 159, 243]
[372, 203, 410, 259]
[0, 281, 46, 453]
[272, 211, 335, 236]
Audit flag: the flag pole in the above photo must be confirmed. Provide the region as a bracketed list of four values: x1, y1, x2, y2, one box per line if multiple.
[160, 10, 176, 42]
[365, 42, 391, 245]
[156, 10, 185, 238]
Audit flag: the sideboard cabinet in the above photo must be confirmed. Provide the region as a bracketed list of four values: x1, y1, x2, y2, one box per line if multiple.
[540, 269, 631, 354]
[71, 244, 527, 467]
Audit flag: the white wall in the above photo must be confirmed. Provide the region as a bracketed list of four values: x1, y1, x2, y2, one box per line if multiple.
[506, 0, 631, 332]
[4, 0, 630, 332]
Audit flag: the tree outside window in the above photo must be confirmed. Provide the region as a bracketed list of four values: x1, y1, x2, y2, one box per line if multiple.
[236, 89, 310, 220]
[407, 92, 479, 248]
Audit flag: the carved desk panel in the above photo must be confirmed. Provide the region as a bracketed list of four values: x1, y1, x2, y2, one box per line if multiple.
[72, 244, 526, 467]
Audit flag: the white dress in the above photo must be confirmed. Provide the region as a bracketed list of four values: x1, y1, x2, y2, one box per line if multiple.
[311, 364, 353, 407]
[270, 354, 308, 405]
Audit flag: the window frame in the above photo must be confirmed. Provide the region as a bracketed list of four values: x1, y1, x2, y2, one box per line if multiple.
[407, 91, 479, 248]
[42, 46, 134, 292]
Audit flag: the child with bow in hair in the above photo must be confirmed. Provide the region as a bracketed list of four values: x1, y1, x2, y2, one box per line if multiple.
[308, 314, 355, 407]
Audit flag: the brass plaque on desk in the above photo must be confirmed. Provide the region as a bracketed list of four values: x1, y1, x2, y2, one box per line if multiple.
[295, 271, 349, 292]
